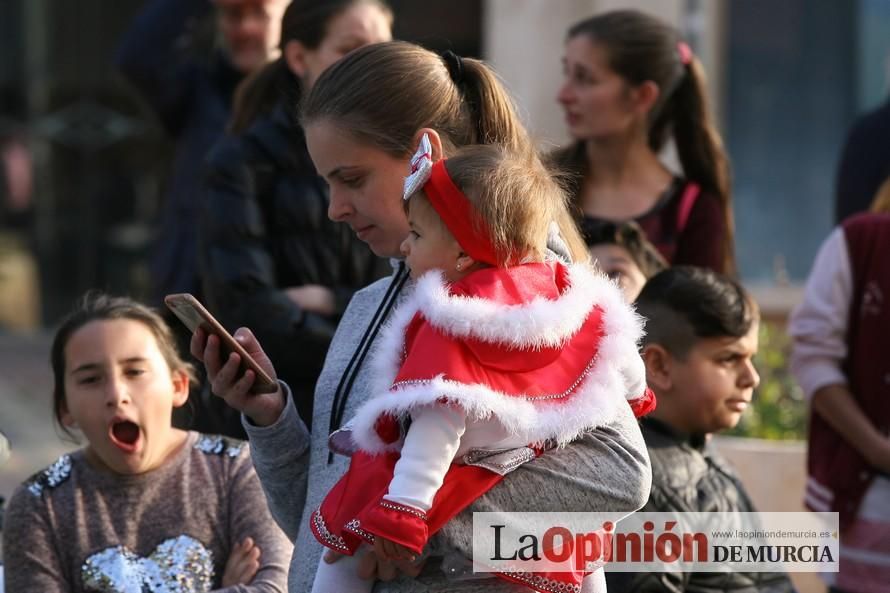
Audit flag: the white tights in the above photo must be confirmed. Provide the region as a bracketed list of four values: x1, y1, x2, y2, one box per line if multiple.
[310, 549, 373, 593]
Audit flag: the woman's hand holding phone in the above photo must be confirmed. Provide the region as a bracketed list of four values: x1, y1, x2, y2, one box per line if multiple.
[190, 326, 286, 427]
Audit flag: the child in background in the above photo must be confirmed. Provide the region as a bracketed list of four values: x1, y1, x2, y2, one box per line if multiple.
[605, 267, 794, 592]
[583, 220, 668, 302]
[2, 294, 291, 593]
[790, 212, 890, 592]
[310, 141, 655, 592]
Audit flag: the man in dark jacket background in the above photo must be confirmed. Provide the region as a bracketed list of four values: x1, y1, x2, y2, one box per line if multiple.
[115, 0, 289, 303]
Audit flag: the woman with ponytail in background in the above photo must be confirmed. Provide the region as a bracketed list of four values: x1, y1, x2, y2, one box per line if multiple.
[553, 9, 735, 274]
[197, 0, 393, 436]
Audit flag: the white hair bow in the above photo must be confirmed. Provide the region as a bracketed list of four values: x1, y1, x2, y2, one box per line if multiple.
[403, 133, 433, 201]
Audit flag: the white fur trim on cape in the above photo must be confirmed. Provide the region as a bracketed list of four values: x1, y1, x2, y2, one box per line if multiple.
[349, 262, 648, 453]
[412, 264, 606, 350]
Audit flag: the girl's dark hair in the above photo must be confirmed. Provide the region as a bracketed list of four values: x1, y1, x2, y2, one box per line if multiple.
[228, 0, 393, 133]
[636, 266, 758, 359]
[50, 293, 196, 438]
[559, 9, 735, 273]
[583, 220, 667, 279]
[301, 41, 589, 263]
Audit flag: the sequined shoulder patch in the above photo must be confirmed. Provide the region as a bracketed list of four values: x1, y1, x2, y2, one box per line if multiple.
[27, 454, 72, 497]
[82, 534, 214, 593]
[193, 434, 244, 458]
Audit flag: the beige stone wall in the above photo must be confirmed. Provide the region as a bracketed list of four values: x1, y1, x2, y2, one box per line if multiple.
[0, 235, 41, 332]
[713, 436, 807, 512]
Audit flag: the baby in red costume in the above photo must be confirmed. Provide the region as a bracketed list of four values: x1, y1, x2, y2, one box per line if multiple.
[310, 139, 655, 593]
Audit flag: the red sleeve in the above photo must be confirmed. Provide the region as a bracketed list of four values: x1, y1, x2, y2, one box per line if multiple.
[359, 500, 430, 555]
[629, 387, 657, 417]
[672, 190, 730, 273]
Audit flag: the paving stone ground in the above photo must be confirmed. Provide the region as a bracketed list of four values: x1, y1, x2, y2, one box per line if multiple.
[1, 332, 77, 563]
[0, 332, 77, 502]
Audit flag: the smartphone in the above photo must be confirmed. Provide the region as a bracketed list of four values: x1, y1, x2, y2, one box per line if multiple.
[164, 293, 278, 394]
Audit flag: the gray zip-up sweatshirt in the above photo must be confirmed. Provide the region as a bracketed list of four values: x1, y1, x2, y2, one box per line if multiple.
[244, 264, 652, 592]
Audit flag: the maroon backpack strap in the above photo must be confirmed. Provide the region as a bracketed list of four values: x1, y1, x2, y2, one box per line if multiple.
[676, 182, 701, 234]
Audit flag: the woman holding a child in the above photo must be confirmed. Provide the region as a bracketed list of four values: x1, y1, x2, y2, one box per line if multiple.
[193, 39, 652, 593]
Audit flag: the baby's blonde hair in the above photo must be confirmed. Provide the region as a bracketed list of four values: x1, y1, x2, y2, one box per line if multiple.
[430, 145, 571, 266]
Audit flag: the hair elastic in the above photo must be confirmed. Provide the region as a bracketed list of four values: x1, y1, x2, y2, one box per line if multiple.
[441, 50, 465, 84]
[677, 41, 693, 66]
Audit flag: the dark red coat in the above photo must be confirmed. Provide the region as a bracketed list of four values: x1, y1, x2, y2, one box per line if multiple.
[805, 213, 890, 529]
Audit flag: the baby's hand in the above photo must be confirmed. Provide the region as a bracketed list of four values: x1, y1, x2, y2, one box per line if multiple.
[326, 547, 425, 582]
[374, 536, 417, 562]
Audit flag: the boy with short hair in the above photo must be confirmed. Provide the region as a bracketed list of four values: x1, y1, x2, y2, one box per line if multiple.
[606, 266, 794, 592]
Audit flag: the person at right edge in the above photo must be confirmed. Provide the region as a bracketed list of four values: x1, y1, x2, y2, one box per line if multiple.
[552, 10, 735, 275]
[192, 42, 651, 593]
[790, 212, 890, 592]
[606, 267, 794, 592]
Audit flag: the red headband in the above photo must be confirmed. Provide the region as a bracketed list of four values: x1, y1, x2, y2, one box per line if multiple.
[422, 160, 499, 266]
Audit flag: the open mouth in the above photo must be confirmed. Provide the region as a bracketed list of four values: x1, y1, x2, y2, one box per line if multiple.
[109, 420, 141, 452]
